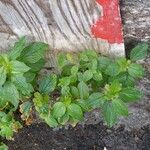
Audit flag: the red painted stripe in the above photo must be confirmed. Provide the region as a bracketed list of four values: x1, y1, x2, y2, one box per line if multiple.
[91, 0, 123, 44]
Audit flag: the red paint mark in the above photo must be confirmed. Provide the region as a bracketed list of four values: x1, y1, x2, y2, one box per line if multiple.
[91, 0, 123, 44]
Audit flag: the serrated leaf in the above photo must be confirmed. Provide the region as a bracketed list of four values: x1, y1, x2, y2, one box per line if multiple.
[87, 93, 104, 109]
[58, 113, 69, 125]
[10, 60, 30, 74]
[62, 96, 72, 106]
[3, 82, 19, 110]
[77, 72, 84, 82]
[27, 58, 45, 72]
[78, 81, 89, 99]
[98, 56, 112, 70]
[9, 37, 26, 60]
[71, 86, 79, 98]
[59, 77, 70, 87]
[112, 99, 128, 116]
[61, 64, 73, 76]
[0, 67, 6, 86]
[128, 63, 144, 78]
[19, 42, 48, 63]
[88, 59, 98, 71]
[45, 116, 58, 127]
[71, 66, 79, 75]
[0, 126, 13, 139]
[12, 74, 33, 96]
[57, 52, 68, 68]
[105, 63, 120, 77]
[93, 71, 102, 81]
[52, 102, 66, 118]
[67, 103, 83, 120]
[83, 70, 93, 82]
[108, 80, 122, 94]
[103, 102, 117, 127]
[24, 72, 36, 83]
[61, 86, 70, 96]
[120, 87, 143, 102]
[116, 58, 129, 72]
[76, 99, 90, 112]
[39, 74, 57, 94]
[70, 75, 77, 84]
[80, 50, 98, 60]
[130, 43, 149, 61]
[20, 101, 32, 121]
[110, 72, 135, 86]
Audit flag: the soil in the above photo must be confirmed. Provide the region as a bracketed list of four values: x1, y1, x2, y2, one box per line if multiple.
[4, 123, 150, 150]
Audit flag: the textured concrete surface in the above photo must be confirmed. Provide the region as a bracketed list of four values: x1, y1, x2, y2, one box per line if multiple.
[120, 0, 150, 42]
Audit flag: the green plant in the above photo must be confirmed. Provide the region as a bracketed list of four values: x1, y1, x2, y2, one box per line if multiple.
[0, 37, 48, 148]
[0, 37, 149, 149]
[34, 43, 149, 128]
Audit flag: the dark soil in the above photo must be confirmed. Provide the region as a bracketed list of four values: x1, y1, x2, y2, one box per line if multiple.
[3, 123, 149, 150]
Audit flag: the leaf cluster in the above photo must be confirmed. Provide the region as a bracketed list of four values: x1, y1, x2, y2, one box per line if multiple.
[35, 43, 149, 128]
[0, 38, 149, 149]
[0, 37, 48, 148]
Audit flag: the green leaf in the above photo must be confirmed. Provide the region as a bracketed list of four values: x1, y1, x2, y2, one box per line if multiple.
[45, 116, 58, 127]
[27, 58, 45, 72]
[52, 102, 66, 118]
[12, 74, 33, 96]
[76, 99, 90, 112]
[10, 60, 30, 74]
[0, 67, 6, 86]
[103, 102, 117, 127]
[98, 56, 112, 70]
[20, 101, 32, 121]
[105, 63, 120, 77]
[24, 72, 36, 83]
[78, 81, 89, 99]
[61, 86, 70, 96]
[39, 74, 57, 94]
[87, 93, 104, 109]
[57, 52, 68, 68]
[104, 81, 122, 101]
[120, 87, 143, 102]
[116, 58, 129, 72]
[71, 86, 79, 98]
[71, 66, 79, 75]
[70, 75, 77, 84]
[9, 37, 26, 60]
[83, 70, 93, 82]
[88, 59, 98, 71]
[128, 63, 144, 78]
[130, 43, 149, 61]
[62, 96, 72, 106]
[67, 103, 83, 120]
[0, 126, 13, 139]
[3, 82, 19, 110]
[80, 50, 98, 60]
[0, 142, 8, 150]
[112, 99, 128, 116]
[19, 42, 48, 63]
[79, 52, 89, 62]
[33, 92, 49, 115]
[93, 71, 102, 81]
[58, 114, 69, 125]
[61, 64, 73, 76]
[59, 77, 70, 87]
[110, 72, 135, 86]
[77, 72, 84, 82]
